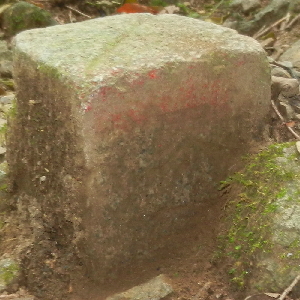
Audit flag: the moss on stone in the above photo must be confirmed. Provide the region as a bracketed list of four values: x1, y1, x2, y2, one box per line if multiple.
[0, 259, 19, 286]
[2, 1, 56, 37]
[219, 142, 299, 288]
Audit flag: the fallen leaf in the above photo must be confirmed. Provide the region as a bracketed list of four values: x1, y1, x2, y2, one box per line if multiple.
[116, 3, 160, 14]
[285, 121, 296, 127]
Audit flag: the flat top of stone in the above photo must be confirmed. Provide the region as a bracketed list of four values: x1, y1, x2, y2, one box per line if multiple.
[14, 14, 263, 88]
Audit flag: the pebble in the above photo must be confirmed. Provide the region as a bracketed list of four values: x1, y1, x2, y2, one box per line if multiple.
[0, 94, 14, 105]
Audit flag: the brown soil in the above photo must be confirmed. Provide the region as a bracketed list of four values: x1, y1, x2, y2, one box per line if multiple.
[70, 197, 238, 300]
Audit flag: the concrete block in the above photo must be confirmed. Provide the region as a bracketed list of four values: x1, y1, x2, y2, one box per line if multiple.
[10, 14, 270, 286]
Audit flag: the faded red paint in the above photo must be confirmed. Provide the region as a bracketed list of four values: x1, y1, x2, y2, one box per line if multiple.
[99, 86, 112, 102]
[111, 113, 122, 122]
[159, 102, 169, 113]
[130, 77, 145, 86]
[148, 70, 158, 79]
[127, 109, 147, 124]
[236, 60, 246, 66]
[84, 103, 92, 112]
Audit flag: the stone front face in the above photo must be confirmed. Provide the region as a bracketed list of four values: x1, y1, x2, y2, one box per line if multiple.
[11, 14, 270, 285]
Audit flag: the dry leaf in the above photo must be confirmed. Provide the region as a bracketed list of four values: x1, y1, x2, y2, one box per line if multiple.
[116, 3, 160, 14]
[285, 121, 296, 127]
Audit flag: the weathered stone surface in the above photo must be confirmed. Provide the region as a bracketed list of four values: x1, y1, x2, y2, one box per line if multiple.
[280, 39, 300, 70]
[222, 143, 300, 296]
[230, 0, 261, 13]
[235, 0, 291, 35]
[249, 145, 300, 296]
[106, 274, 173, 300]
[10, 13, 270, 291]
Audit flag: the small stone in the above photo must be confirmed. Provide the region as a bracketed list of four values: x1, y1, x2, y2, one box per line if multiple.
[279, 61, 293, 69]
[0, 94, 14, 105]
[0, 60, 13, 78]
[2, 1, 57, 37]
[106, 274, 173, 300]
[271, 67, 291, 78]
[39, 176, 46, 183]
[0, 147, 6, 155]
[230, 0, 261, 13]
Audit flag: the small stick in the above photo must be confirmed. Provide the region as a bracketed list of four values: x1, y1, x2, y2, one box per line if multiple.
[280, 12, 290, 30]
[253, 14, 289, 39]
[285, 14, 300, 30]
[271, 100, 300, 140]
[65, 5, 92, 19]
[69, 11, 73, 23]
[279, 275, 300, 300]
[191, 282, 212, 300]
[253, 25, 266, 39]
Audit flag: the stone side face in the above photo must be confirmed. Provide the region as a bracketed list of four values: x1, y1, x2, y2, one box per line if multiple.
[10, 14, 270, 292]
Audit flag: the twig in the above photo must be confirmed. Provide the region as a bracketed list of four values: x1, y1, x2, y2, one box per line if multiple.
[69, 11, 73, 23]
[285, 14, 300, 30]
[65, 5, 92, 19]
[254, 25, 266, 40]
[280, 12, 290, 30]
[279, 275, 300, 300]
[253, 14, 290, 39]
[191, 282, 211, 300]
[271, 100, 300, 140]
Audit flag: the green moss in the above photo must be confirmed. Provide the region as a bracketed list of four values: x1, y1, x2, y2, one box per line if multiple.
[0, 260, 19, 285]
[219, 142, 297, 287]
[3, 1, 56, 36]
[177, 2, 200, 18]
[37, 63, 62, 80]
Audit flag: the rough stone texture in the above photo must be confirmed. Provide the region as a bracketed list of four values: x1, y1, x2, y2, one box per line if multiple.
[230, 0, 261, 13]
[248, 145, 300, 296]
[106, 274, 173, 300]
[279, 39, 300, 70]
[10, 14, 270, 294]
[235, 0, 291, 35]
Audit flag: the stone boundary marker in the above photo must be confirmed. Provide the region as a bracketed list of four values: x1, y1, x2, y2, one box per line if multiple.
[10, 14, 270, 291]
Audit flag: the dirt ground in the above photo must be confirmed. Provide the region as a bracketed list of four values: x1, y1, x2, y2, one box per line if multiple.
[5, 0, 300, 299]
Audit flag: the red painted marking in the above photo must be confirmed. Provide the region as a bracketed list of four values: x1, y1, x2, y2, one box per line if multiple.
[236, 60, 246, 66]
[111, 113, 122, 122]
[99, 87, 112, 102]
[128, 109, 146, 123]
[84, 104, 92, 112]
[159, 102, 169, 113]
[148, 70, 158, 79]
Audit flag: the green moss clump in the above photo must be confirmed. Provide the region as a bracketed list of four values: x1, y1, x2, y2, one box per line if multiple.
[219, 142, 296, 287]
[2, 1, 57, 37]
[0, 259, 19, 285]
